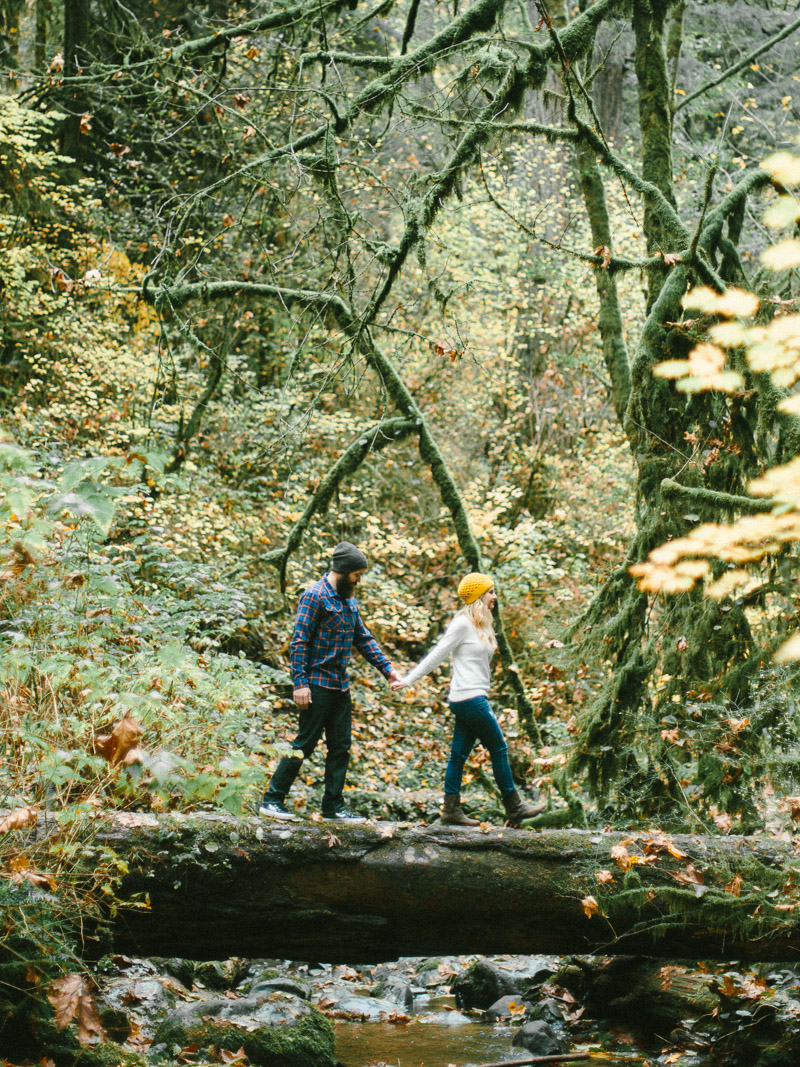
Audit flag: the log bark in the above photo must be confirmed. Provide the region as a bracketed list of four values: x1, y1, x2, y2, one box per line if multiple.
[82, 816, 800, 963]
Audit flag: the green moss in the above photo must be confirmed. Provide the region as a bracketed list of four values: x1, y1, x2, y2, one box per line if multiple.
[154, 1007, 335, 1067]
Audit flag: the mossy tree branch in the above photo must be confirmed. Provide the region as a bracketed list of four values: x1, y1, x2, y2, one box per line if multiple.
[659, 478, 774, 515]
[147, 278, 543, 741]
[674, 12, 800, 114]
[262, 418, 419, 590]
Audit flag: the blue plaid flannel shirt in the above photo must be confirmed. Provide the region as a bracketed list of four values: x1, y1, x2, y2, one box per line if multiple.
[290, 574, 392, 690]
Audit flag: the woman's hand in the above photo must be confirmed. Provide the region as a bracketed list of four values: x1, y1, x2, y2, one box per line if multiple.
[391, 676, 408, 691]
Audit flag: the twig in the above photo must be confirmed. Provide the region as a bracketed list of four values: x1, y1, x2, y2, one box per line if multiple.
[473, 1054, 590, 1067]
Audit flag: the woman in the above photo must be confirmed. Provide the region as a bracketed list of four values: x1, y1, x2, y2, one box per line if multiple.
[392, 573, 544, 827]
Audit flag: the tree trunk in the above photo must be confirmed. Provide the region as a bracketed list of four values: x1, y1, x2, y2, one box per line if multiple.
[86, 815, 800, 962]
[62, 0, 90, 161]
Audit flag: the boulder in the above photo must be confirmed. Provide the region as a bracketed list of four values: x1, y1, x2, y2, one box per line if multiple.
[452, 959, 519, 1010]
[194, 958, 247, 990]
[528, 996, 565, 1023]
[373, 975, 415, 1011]
[484, 994, 532, 1021]
[250, 977, 310, 1000]
[512, 1020, 568, 1055]
[331, 995, 405, 1020]
[151, 990, 335, 1067]
[419, 1010, 472, 1026]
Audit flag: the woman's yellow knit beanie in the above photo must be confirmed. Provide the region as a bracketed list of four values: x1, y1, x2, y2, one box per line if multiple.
[457, 573, 494, 605]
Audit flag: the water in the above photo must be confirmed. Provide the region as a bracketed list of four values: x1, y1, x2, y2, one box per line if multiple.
[334, 1017, 519, 1067]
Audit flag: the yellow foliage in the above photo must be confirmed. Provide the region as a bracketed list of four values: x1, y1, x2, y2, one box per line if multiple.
[761, 238, 800, 271]
[761, 151, 800, 186]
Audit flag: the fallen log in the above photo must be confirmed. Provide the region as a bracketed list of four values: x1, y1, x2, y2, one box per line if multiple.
[83, 815, 800, 962]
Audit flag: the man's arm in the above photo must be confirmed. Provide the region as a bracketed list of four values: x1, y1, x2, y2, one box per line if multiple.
[352, 608, 400, 683]
[290, 588, 322, 705]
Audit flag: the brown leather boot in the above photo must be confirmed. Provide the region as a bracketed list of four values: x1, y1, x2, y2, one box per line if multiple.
[502, 790, 545, 826]
[441, 794, 479, 826]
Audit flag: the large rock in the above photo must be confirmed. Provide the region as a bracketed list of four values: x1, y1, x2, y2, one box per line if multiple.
[512, 1020, 568, 1055]
[250, 977, 310, 999]
[328, 994, 405, 1020]
[451, 959, 519, 1010]
[151, 990, 335, 1067]
[373, 974, 414, 1011]
[484, 994, 532, 1021]
[527, 996, 565, 1023]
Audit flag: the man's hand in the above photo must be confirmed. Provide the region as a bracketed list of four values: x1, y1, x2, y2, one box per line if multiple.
[388, 668, 407, 691]
[293, 686, 312, 709]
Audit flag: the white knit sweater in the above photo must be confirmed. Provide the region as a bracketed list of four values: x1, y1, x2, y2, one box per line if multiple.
[403, 614, 494, 701]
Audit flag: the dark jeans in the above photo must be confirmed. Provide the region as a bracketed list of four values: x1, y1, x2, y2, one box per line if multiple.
[263, 684, 352, 815]
[444, 695, 515, 797]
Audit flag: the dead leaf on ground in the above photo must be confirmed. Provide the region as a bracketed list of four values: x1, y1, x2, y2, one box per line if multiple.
[322, 830, 340, 849]
[48, 974, 105, 1044]
[0, 806, 39, 833]
[595, 869, 614, 884]
[713, 811, 733, 833]
[95, 714, 143, 764]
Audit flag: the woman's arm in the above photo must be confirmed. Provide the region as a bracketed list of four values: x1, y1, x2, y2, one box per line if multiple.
[401, 615, 470, 687]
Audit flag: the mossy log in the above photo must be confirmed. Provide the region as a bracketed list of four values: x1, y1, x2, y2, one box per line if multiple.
[74, 816, 800, 963]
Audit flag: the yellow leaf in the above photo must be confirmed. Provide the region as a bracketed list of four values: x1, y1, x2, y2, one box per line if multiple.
[764, 196, 800, 229]
[675, 371, 745, 394]
[761, 238, 800, 271]
[706, 568, 753, 600]
[709, 322, 748, 347]
[774, 632, 800, 664]
[581, 895, 600, 918]
[611, 844, 632, 871]
[761, 151, 800, 186]
[653, 359, 690, 379]
[681, 286, 719, 313]
[715, 289, 759, 318]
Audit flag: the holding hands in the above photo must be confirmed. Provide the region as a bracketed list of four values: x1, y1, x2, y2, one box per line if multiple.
[388, 667, 408, 691]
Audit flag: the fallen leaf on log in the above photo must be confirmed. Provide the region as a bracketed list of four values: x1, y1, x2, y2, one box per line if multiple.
[322, 830, 340, 848]
[220, 1048, 249, 1064]
[725, 873, 743, 896]
[581, 895, 600, 918]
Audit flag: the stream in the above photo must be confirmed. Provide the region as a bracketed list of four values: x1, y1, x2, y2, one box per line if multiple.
[87, 951, 795, 1066]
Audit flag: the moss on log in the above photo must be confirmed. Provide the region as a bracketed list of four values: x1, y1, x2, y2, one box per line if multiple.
[79, 815, 800, 963]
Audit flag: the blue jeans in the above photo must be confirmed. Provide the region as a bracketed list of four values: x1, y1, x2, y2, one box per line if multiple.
[444, 695, 515, 797]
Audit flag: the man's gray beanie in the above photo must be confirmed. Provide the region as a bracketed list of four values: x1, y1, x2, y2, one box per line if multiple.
[331, 541, 368, 573]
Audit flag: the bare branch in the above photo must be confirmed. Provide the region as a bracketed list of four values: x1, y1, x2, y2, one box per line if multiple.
[675, 12, 800, 113]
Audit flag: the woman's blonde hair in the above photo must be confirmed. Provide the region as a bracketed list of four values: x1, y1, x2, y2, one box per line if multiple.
[458, 594, 497, 650]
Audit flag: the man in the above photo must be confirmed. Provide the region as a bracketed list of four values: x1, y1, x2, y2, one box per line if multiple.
[260, 541, 402, 822]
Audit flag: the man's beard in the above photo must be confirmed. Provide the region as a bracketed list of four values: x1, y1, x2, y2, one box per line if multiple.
[336, 574, 356, 599]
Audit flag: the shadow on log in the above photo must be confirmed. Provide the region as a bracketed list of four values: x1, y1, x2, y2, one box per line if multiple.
[84, 816, 800, 962]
